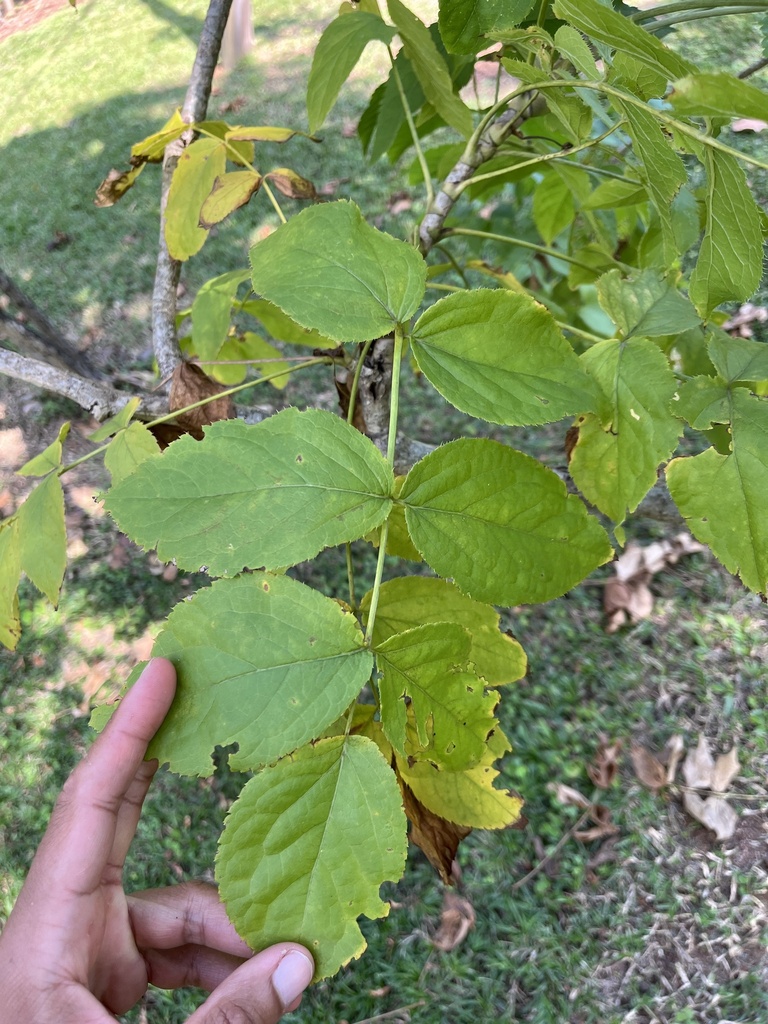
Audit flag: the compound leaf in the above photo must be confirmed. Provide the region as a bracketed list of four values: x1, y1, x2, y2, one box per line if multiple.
[667, 389, 768, 595]
[568, 338, 682, 522]
[216, 735, 407, 979]
[360, 576, 526, 686]
[135, 573, 373, 775]
[376, 623, 499, 770]
[401, 438, 613, 604]
[249, 201, 426, 343]
[105, 409, 394, 576]
[411, 290, 599, 427]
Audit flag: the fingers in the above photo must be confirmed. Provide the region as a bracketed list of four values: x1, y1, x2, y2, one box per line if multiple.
[34, 659, 177, 895]
[128, 883, 253, 958]
[142, 944, 248, 993]
[186, 945, 314, 1024]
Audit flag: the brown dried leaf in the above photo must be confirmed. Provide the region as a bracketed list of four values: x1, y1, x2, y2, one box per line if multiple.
[169, 361, 234, 439]
[682, 734, 714, 790]
[399, 774, 471, 885]
[265, 168, 317, 200]
[712, 746, 740, 793]
[630, 741, 666, 792]
[94, 166, 142, 207]
[683, 791, 738, 841]
[663, 734, 685, 785]
[548, 782, 591, 810]
[574, 804, 619, 842]
[588, 737, 623, 789]
[432, 891, 476, 951]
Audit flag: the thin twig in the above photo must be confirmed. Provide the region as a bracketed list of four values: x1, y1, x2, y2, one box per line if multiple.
[351, 1001, 426, 1024]
[738, 55, 768, 79]
[510, 810, 592, 891]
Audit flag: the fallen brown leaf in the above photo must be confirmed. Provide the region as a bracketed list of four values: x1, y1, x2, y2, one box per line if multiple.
[663, 734, 685, 785]
[712, 747, 740, 793]
[630, 741, 666, 792]
[548, 782, 591, 810]
[683, 791, 738, 841]
[432, 891, 475, 951]
[573, 803, 619, 842]
[682, 734, 715, 790]
[588, 736, 623, 788]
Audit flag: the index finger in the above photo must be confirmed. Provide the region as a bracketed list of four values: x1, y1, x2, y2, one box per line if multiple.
[35, 658, 177, 893]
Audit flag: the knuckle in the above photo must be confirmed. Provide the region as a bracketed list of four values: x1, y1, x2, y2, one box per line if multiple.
[206, 1002, 266, 1024]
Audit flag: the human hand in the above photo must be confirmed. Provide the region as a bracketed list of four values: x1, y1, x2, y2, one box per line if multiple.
[0, 658, 314, 1023]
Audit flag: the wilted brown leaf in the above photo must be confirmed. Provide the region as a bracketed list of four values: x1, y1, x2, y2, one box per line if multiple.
[663, 734, 685, 785]
[169, 361, 234, 439]
[95, 166, 142, 207]
[588, 737, 623, 788]
[265, 168, 317, 200]
[548, 782, 591, 810]
[399, 775, 471, 885]
[712, 747, 740, 793]
[630, 741, 666, 792]
[432, 891, 476, 951]
[682, 734, 715, 790]
[574, 803, 619, 843]
[683, 791, 738, 841]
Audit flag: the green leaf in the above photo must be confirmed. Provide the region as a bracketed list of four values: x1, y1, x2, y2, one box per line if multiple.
[667, 389, 768, 595]
[401, 438, 613, 604]
[212, 333, 290, 387]
[104, 423, 161, 485]
[707, 329, 768, 385]
[216, 735, 407, 979]
[411, 290, 599, 427]
[16, 474, 67, 605]
[307, 11, 396, 133]
[198, 171, 262, 229]
[438, 0, 536, 54]
[135, 574, 374, 775]
[669, 73, 768, 122]
[249, 201, 426, 344]
[532, 171, 574, 245]
[191, 269, 251, 362]
[597, 269, 700, 339]
[396, 726, 523, 829]
[688, 149, 763, 317]
[361, 575, 526, 686]
[240, 298, 331, 348]
[674, 375, 729, 430]
[0, 520, 22, 650]
[582, 178, 647, 211]
[365, 477, 421, 561]
[618, 101, 687, 262]
[501, 59, 592, 143]
[553, 0, 695, 82]
[388, 0, 473, 136]
[88, 399, 141, 442]
[105, 409, 394, 576]
[376, 623, 499, 770]
[130, 108, 188, 164]
[611, 51, 667, 102]
[568, 339, 683, 522]
[554, 25, 600, 80]
[17, 422, 70, 476]
[165, 138, 226, 261]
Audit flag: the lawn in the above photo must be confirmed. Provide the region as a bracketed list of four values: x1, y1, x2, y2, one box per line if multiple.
[1, 2, 767, 1023]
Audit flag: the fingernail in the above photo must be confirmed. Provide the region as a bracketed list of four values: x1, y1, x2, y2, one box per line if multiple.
[272, 949, 314, 1008]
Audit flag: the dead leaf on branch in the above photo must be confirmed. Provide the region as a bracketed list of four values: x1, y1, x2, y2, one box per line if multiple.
[168, 361, 234, 440]
[397, 773, 471, 885]
[432, 891, 476, 951]
[604, 533, 705, 632]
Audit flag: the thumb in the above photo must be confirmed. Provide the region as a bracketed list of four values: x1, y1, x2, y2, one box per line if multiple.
[187, 944, 314, 1024]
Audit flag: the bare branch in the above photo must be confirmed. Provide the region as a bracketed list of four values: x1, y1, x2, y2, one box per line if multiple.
[0, 349, 166, 421]
[152, 0, 235, 379]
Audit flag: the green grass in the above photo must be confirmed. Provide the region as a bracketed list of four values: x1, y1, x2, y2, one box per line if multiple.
[2, 3, 768, 1023]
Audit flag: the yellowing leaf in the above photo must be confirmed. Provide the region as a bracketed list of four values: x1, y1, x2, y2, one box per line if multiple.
[165, 138, 226, 261]
[0, 520, 22, 650]
[376, 623, 499, 770]
[88, 398, 142, 442]
[16, 474, 67, 606]
[225, 126, 319, 143]
[130, 108, 188, 164]
[265, 168, 317, 200]
[17, 422, 70, 476]
[104, 422, 161, 485]
[198, 170, 262, 229]
[216, 736, 408, 979]
[360, 575, 526, 686]
[212, 332, 290, 387]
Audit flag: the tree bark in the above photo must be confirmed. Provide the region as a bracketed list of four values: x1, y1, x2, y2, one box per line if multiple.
[152, 0, 235, 379]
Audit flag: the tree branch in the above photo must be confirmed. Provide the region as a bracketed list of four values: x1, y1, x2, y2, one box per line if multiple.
[0, 349, 167, 420]
[152, 0, 235, 378]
